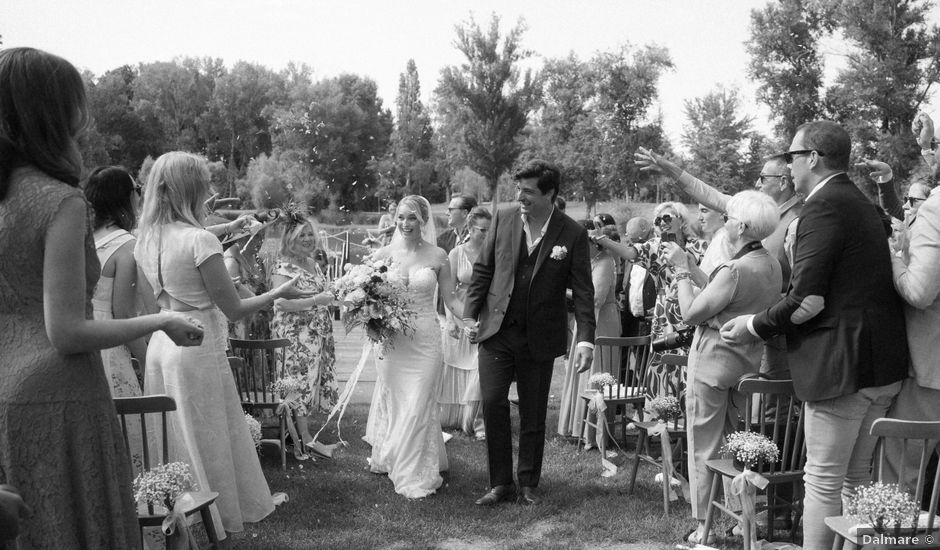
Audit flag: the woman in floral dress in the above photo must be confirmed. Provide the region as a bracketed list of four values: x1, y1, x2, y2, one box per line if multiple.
[270, 214, 339, 457]
[594, 202, 707, 400]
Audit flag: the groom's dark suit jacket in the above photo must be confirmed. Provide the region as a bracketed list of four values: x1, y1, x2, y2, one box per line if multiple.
[751, 173, 908, 402]
[464, 206, 595, 361]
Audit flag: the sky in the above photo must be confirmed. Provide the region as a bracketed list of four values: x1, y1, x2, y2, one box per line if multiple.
[2, 0, 938, 152]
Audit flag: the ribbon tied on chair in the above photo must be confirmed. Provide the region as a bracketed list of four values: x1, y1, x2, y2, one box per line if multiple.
[312, 341, 374, 448]
[587, 391, 618, 477]
[645, 421, 691, 501]
[730, 468, 770, 549]
[161, 507, 199, 550]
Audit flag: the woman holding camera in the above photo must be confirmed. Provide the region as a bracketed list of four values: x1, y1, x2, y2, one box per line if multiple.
[593, 202, 707, 396]
[663, 191, 781, 545]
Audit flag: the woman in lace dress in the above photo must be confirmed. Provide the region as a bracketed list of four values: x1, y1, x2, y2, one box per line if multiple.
[439, 207, 491, 437]
[269, 214, 339, 456]
[364, 195, 463, 499]
[0, 47, 204, 549]
[135, 152, 310, 537]
[224, 222, 272, 340]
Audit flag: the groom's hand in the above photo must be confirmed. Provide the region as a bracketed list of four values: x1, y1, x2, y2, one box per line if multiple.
[462, 318, 480, 344]
[575, 346, 593, 373]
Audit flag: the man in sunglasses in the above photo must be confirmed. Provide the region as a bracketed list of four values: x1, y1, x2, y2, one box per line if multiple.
[438, 193, 478, 253]
[720, 121, 908, 550]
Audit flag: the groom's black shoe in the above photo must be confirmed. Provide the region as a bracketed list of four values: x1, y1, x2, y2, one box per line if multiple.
[475, 484, 516, 506]
[517, 486, 540, 505]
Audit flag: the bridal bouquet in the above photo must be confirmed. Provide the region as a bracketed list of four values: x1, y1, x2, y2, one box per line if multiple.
[847, 482, 921, 534]
[133, 462, 198, 511]
[332, 258, 416, 350]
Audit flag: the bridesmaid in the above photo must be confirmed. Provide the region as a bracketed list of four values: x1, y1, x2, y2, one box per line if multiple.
[269, 213, 339, 456]
[440, 206, 491, 438]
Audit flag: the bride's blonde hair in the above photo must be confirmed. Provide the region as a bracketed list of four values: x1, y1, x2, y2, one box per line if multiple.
[398, 195, 430, 225]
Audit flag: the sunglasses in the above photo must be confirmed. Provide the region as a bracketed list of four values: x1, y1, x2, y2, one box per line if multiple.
[654, 214, 674, 226]
[904, 196, 927, 207]
[783, 149, 825, 164]
[133, 182, 143, 197]
[472, 225, 488, 233]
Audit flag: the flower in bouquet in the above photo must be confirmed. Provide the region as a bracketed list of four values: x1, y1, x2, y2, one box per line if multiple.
[721, 431, 779, 468]
[847, 482, 920, 534]
[270, 374, 306, 399]
[588, 372, 617, 390]
[648, 395, 683, 423]
[331, 258, 416, 350]
[133, 462, 198, 510]
[245, 413, 262, 449]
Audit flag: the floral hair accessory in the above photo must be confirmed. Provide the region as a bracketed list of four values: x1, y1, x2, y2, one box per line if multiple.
[550, 245, 568, 260]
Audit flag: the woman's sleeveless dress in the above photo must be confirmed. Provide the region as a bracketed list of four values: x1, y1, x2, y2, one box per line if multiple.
[364, 266, 449, 499]
[0, 167, 138, 548]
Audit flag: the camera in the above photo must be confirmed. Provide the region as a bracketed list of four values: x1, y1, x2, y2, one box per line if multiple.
[651, 327, 695, 351]
[253, 208, 281, 223]
[661, 232, 677, 243]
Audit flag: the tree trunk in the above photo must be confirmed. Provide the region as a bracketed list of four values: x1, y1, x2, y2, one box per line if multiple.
[489, 176, 500, 209]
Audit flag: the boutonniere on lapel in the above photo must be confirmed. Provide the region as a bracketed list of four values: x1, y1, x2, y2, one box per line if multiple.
[550, 246, 568, 260]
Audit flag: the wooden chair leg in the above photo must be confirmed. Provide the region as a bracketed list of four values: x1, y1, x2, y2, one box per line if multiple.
[661, 457, 670, 517]
[765, 484, 775, 542]
[830, 534, 843, 550]
[742, 517, 752, 550]
[200, 507, 221, 549]
[628, 431, 646, 493]
[701, 470, 721, 544]
[578, 405, 590, 451]
[279, 413, 287, 471]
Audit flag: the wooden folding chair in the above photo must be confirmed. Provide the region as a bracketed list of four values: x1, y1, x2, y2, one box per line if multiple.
[578, 336, 652, 449]
[228, 338, 294, 470]
[701, 377, 805, 549]
[825, 418, 940, 550]
[627, 353, 688, 516]
[114, 395, 220, 549]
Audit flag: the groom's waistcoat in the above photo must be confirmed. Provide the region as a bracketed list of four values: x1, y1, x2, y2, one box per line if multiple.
[502, 232, 541, 330]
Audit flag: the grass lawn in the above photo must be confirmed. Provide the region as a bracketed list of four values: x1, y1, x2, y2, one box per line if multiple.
[225, 354, 752, 550]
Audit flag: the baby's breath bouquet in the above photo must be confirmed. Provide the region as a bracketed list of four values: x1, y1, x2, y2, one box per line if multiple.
[332, 258, 416, 351]
[648, 395, 683, 423]
[270, 374, 305, 399]
[245, 413, 262, 449]
[588, 373, 617, 390]
[847, 482, 921, 535]
[133, 462, 198, 511]
[722, 431, 779, 469]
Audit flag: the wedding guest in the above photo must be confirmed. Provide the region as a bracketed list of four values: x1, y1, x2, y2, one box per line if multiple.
[365, 199, 397, 248]
[440, 206, 491, 438]
[438, 194, 478, 253]
[721, 121, 908, 550]
[664, 191, 781, 545]
[593, 202, 708, 398]
[270, 213, 339, 456]
[620, 217, 656, 338]
[85, 166, 149, 393]
[0, 47, 204, 549]
[135, 151, 311, 537]
[224, 219, 272, 340]
[558, 221, 622, 442]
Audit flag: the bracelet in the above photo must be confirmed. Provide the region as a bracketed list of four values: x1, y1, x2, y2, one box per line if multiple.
[674, 271, 693, 282]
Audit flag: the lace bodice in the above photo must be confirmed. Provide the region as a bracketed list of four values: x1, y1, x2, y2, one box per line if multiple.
[389, 266, 438, 315]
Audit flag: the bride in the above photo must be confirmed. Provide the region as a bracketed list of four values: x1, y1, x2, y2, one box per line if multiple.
[364, 195, 462, 499]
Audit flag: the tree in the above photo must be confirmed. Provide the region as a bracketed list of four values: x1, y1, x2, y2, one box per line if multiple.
[682, 86, 756, 193]
[435, 14, 539, 203]
[824, 0, 940, 185]
[201, 61, 287, 195]
[747, 0, 829, 142]
[271, 74, 393, 211]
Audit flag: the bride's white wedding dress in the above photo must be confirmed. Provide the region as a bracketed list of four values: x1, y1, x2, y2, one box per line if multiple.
[365, 266, 449, 498]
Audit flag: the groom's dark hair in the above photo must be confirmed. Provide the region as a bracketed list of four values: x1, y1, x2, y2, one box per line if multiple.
[513, 159, 560, 201]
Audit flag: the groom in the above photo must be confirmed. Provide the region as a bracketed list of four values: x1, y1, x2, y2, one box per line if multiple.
[463, 159, 595, 506]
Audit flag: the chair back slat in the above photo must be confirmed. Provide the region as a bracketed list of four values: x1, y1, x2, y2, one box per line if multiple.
[870, 418, 940, 534]
[594, 336, 651, 399]
[229, 339, 290, 405]
[735, 377, 805, 475]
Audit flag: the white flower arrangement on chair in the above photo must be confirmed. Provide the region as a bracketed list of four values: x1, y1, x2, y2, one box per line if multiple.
[588, 372, 617, 391]
[847, 482, 921, 535]
[722, 431, 780, 469]
[133, 462, 198, 511]
[648, 395, 683, 423]
[245, 413, 262, 450]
